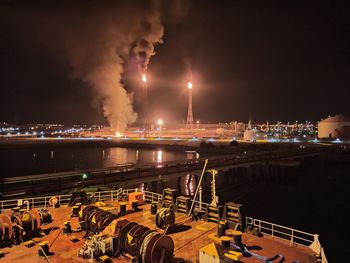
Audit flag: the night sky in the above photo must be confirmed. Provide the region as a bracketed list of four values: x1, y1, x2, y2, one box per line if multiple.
[1, 1, 349, 125]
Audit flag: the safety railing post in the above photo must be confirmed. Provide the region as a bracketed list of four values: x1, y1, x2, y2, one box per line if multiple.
[310, 234, 322, 257]
[272, 224, 274, 238]
[290, 229, 294, 246]
[259, 220, 261, 232]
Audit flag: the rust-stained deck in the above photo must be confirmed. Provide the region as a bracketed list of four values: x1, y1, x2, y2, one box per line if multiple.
[0, 202, 316, 262]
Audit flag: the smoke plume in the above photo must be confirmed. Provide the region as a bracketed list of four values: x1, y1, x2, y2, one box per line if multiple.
[0, 0, 191, 130]
[61, 2, 164, 131]
[1, 1, 164, 131]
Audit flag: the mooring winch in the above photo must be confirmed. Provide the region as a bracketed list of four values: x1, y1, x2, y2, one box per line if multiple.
[155, 207, 175, 230]
[78, 204, 174, 262]
[0, 208, 52, 246]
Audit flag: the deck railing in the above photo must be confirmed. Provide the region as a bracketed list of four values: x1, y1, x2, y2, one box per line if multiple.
[0, 188, 327, 263]
[143, 191, 163, 202]
[0, 188, 165, 212]
[192, 199, 210, 212]
[320, 247, 328, 263]
[0, 189, 123, 212]
[246, 217, 328, 263]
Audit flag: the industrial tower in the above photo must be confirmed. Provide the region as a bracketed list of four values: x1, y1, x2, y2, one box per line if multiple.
[142, 73, 148, 126]
[186, 82, 194, 129]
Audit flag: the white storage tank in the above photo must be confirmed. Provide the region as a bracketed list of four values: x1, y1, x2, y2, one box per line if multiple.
[318, 115, 350, 139]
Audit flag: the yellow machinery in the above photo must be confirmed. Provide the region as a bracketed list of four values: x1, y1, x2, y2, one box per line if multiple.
[201, 230, 243, 263]
[199, 242, 242, 263]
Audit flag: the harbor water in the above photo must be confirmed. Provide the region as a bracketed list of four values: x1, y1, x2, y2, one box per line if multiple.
[0, 146, 199, 177]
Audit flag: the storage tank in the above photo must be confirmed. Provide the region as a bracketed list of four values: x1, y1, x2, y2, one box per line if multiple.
[318, 115, 350, 139]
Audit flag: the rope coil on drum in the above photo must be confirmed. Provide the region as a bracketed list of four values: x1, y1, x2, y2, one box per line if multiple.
[140, 232, 159, 262]
[156, 208, 175, 230]
[79, 206, 118, 234]
[0, 214, 13, 243]
[0, 208, 52, 246]
[78, 204, 175, 263]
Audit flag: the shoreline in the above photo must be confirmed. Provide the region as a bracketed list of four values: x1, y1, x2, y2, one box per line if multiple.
[0, 137, 334, 155]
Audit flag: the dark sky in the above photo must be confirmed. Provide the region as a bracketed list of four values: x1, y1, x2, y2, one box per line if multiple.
[1, 1, 349, 125]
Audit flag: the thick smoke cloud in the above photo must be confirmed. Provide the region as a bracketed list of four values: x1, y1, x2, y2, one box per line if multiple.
[0, 0, 191, 129]
[60, 2, 164, 131]
[1, 1, 165, 131]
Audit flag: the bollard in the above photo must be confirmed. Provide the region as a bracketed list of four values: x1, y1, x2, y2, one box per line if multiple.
[151, 202, 157, 215]
[119, 202, 127, 215]
[131, 200, 138, 212]
[217, 220, 226, 237]
[38, 241, 49, 257]
[220, 236, 231, 249]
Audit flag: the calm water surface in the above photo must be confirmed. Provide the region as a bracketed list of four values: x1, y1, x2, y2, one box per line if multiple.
[0, 147, 199, 177]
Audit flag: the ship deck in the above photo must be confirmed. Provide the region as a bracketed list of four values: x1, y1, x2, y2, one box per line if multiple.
[0, 202, 316, 263]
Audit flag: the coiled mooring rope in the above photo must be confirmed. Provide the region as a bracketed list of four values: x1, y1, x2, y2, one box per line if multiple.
[140, 232, 158, 262]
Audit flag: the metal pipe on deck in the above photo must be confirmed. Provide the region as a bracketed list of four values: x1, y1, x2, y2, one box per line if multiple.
[188, 159, 208, 216]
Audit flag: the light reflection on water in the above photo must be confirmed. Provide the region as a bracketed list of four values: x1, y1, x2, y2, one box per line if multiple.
[157, 150, 163, 163]
[102, 148, 197, 167]
[2, 147, 199, 177]
[102, 147, 129, 166]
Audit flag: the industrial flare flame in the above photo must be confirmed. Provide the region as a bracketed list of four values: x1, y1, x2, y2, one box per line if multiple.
[187, 81, 192, 89]
[142, 73, 147, 83]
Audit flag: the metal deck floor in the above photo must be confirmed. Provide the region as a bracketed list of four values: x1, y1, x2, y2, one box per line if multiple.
[0, 202, 316, 262]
